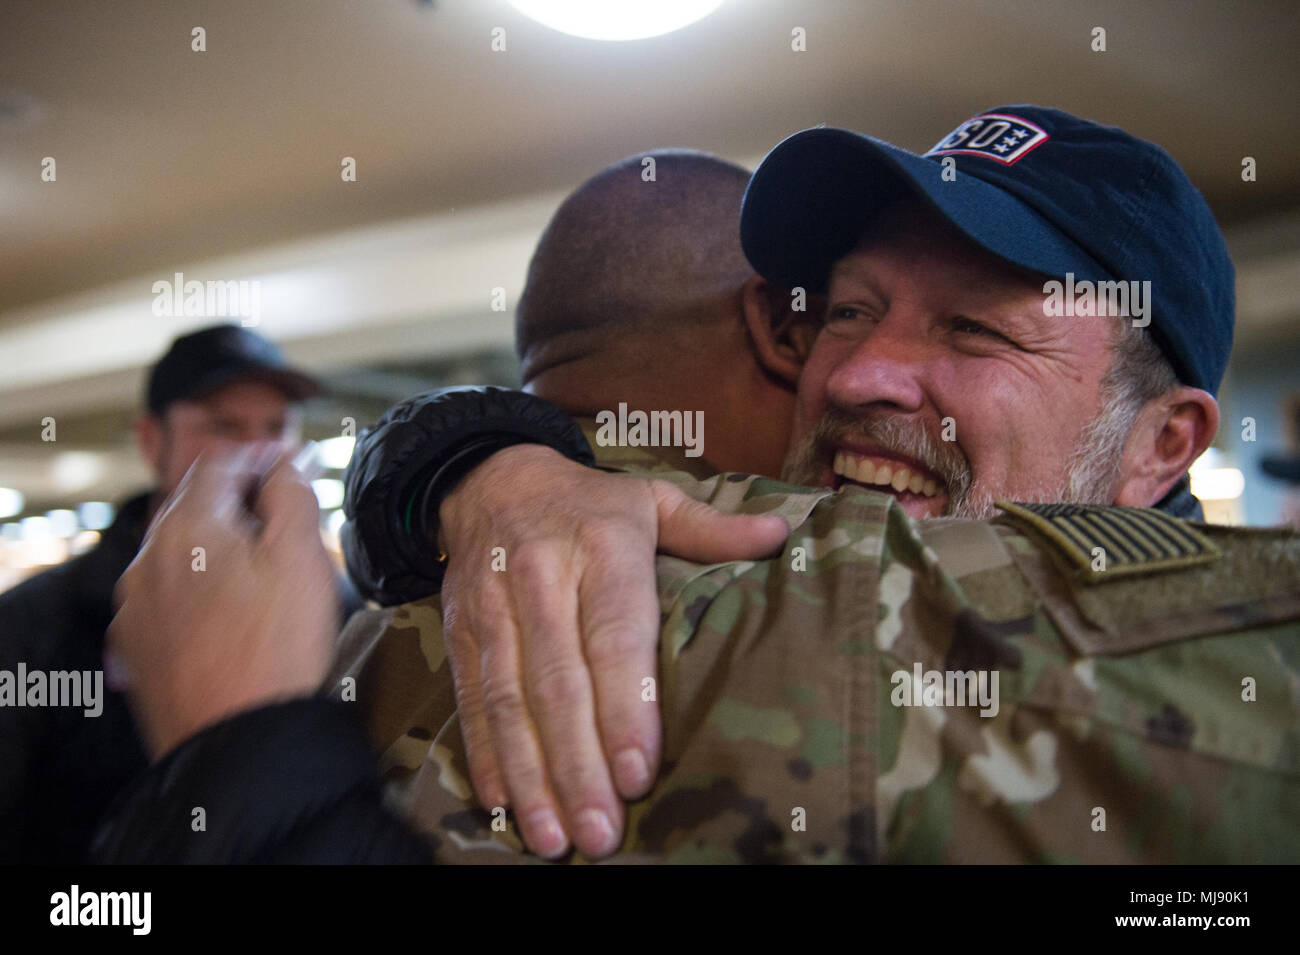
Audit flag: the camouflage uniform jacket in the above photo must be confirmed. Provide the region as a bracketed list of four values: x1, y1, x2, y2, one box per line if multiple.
[328, 422, 1300, 863]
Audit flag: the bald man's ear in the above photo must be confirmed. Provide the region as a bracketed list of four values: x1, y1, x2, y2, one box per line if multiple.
[1113, 387, 1219, 507]
[741, 277, 821, 387]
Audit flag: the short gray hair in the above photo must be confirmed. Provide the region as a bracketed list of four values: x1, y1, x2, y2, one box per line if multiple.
[1061, 320, 1180, 504]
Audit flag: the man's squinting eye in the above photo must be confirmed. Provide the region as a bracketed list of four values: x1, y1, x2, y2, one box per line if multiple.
[952, 316, 1015, 345]
[827, 304, 869, 323]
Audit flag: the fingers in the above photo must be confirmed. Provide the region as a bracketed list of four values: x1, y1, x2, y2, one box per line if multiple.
[652, 480, 790, 563]
[143, 443, 252, 545]
[252, 451, 324, 550]
[476, 590, 570, 860]
[440, 574, 510, 810]
[511, 541, 623, 859]
[434, 460, 689, 860]
[107, 439, 338, 759]
[576, 529, 662, 801]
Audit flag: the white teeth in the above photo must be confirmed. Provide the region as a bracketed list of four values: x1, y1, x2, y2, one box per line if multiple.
[833, 451, 944, 498]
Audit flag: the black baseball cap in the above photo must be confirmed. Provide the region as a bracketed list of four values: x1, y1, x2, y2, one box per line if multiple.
[145, 324, 322, 414]
[740, 105, 1235, 396]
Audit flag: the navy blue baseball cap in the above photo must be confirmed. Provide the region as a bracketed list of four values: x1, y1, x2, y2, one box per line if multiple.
[740, 105, 1235, 396]
[146, 323, 322, 414]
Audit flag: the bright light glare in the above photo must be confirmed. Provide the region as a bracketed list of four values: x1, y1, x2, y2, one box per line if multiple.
[1189, 449, 1245, 500]
[46, 509, 79, 537]
[20, 516, 52, 540]
[312, 478, 345, 510]
[1190, 448, 1226, 472]
[0, 487, 23, 519]
[318, 436, 356, 470]
[326, 509, 347, 538]
[507, 0, 725, 41]
[1190, 468, 1245, 501]
[78, 501, 115, 530]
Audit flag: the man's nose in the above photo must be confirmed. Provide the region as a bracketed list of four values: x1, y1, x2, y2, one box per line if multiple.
[824, 319, 930, 415]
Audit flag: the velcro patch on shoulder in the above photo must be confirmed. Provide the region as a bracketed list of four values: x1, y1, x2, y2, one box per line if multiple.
[994, 501, 1220, 583]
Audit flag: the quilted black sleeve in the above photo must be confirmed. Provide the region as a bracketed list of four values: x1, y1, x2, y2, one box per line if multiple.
[340, 386, 594, 605]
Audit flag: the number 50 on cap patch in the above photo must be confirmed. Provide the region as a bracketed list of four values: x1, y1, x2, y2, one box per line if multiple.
[924, 113, 1050, 165]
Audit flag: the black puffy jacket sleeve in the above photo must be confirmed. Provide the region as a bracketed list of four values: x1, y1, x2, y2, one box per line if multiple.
[90, 699, 431, 864]
[340, 386, 593, 605]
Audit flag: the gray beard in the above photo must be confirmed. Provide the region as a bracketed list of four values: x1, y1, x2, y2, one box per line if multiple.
[781, 392, 1132, 519]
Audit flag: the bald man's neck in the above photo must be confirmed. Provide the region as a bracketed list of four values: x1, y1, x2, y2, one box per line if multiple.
[523, 332, 795, 478]
[526, 346, 708, 421]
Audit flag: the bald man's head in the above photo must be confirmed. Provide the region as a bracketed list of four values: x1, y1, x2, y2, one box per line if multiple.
[517, 150, 755, 382]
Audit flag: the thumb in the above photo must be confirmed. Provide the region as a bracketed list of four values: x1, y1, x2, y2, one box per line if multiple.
[651, 480, 789, 563]
[252, 452, 323, 550]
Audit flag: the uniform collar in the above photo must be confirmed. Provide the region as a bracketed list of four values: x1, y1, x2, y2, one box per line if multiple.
[1153, 473, 1204, 521]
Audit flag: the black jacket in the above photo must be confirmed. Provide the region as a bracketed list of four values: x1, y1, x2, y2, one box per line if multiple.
[0, 494, 152, 863]
[90, 698, 429, 864]
[0, 491, 365, 864]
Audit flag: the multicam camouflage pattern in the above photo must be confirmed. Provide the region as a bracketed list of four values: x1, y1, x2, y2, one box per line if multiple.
[327, 428, 1300, 864]
[575, 418, 719, 480]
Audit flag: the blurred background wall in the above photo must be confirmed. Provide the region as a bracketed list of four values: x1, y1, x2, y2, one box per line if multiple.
[1, 0, 1298, 587]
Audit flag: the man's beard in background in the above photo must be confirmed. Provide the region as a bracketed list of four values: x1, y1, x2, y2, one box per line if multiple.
[781, 390, 1133, 519]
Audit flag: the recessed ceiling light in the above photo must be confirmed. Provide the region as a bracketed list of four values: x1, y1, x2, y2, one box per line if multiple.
[507, 0, 726, 41]
[0, 487, 23, 519]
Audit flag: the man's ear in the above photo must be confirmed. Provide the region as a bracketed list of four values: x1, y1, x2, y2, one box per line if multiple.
[134, 413, 165, 476]
[740, 277, 821, 387]
[1113, 388, 1219, 507]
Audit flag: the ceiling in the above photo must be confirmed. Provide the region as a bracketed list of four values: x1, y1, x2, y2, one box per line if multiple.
[3, 0, 1298, 315]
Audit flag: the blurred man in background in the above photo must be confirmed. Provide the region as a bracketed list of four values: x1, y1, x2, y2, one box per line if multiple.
[0, 323, 361, 863]
[1261, 398, 1300, 529]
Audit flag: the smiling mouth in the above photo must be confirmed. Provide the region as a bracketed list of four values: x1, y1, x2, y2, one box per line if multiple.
[831, 449, 945, 498]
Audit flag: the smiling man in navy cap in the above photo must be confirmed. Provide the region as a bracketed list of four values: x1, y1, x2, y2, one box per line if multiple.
[319, 105, 1243, 856]
[742, 105, 1231, 522]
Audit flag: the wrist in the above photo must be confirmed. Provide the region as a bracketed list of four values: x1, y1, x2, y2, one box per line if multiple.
[437, 444, 565, 552]
[342, 386, 595, 604]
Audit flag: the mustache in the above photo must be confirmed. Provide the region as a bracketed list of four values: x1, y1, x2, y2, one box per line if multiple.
[789, 408, 972, 500]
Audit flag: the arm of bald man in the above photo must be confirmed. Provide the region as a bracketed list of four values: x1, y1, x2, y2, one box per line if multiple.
[342, 387, 789, 859]
[95, 446, 429, 863]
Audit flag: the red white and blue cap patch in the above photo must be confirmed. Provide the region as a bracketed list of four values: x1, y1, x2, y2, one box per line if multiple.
[923, 112, 1049, 165]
